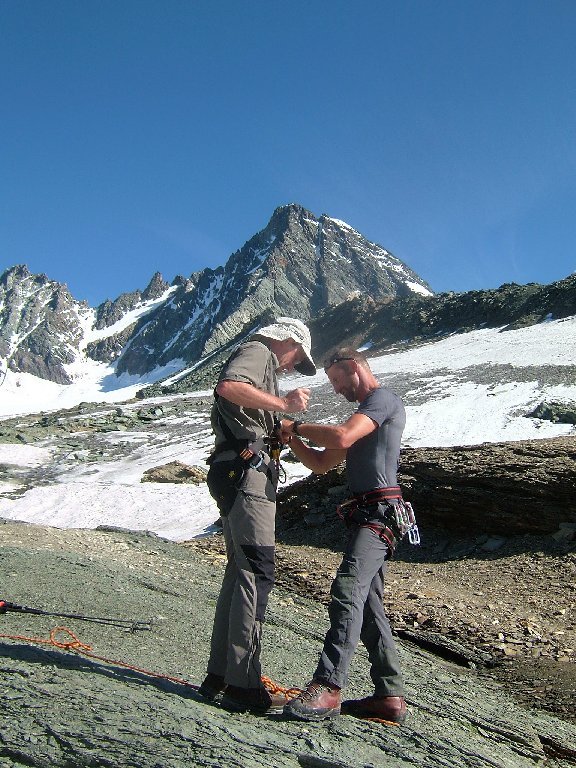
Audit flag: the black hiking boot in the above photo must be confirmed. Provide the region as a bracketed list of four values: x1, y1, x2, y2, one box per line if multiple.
[198, 672, 226, 701]
[220, 685, 290, 714]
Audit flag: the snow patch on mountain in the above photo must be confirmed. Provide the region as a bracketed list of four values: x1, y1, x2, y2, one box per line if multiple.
[83, 287, 178, 347]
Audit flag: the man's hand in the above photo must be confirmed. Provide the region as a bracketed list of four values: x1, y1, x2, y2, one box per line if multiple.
[280, 418, 295, 443]
[279, 417, 346, 474]
[282, 388, 310, 413]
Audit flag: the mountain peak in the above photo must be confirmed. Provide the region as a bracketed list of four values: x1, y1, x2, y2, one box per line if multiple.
[0, 207, 433, 384]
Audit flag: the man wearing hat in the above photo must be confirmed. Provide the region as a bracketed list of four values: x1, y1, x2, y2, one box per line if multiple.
[199, 317, 316, 713]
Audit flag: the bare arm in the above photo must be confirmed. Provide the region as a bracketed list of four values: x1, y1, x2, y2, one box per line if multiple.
[286, 437, 346, 474]
[216, 380, 310, 413]
[282, 412, 377, 449]
[280, 412, 377, 474]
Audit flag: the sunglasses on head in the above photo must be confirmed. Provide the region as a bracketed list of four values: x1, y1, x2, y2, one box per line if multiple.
[324, 355, 355, 370]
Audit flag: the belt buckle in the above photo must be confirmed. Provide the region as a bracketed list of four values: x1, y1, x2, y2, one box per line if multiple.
[249, 452, 264, 469]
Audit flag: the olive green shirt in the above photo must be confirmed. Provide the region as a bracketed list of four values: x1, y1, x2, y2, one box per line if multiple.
[211, 339, 279, 449]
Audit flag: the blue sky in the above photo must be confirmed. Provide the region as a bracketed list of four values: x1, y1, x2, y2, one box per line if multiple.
[2, 0, 575, 306]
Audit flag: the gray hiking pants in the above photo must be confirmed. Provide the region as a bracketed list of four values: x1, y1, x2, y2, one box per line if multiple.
[206, 454, 277, 688]
[314, 523, 405, 696]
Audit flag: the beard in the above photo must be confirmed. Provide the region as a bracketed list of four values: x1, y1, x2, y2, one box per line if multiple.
[342, 388, 356, 402]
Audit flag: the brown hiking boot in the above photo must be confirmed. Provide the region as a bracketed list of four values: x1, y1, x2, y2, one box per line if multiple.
[221, 685, 290, 714]
[283, 680, 341, 721]
[341, 694, 407, 724]
[198, 672, 226, 701]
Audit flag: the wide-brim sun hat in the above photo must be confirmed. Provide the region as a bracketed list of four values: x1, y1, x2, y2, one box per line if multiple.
[256, 317, 316, 375]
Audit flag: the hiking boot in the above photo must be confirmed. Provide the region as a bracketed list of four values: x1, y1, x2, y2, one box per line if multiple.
[283, 680, 341, 721]
[341, 694, 407, 724]
[198, 673, 226, 701]
[220, 685, 289, 714]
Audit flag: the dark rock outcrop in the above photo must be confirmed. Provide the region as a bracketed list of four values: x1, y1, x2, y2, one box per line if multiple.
[308, 274, 576, 358]
[0, 266, 89, 383]
[94, 272, 170, 329]
[400, 436, 576, 535]
[528, 401, 576, 425]
[141, 460, 207, 485]
[85, 324, 137, 363]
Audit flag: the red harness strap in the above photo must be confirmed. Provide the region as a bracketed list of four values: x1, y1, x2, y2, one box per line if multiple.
[362, 522, 398, 550]
[336, 486, 402, 552]
[352, 486, 402, 505]
[337, 486, 402, 518]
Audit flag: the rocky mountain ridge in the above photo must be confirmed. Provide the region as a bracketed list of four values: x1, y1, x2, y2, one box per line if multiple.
[0, 204, 431, 386]
[142, 271, 576, 397]
[307, 271, 576, 360]
[2, 203, 574, 398]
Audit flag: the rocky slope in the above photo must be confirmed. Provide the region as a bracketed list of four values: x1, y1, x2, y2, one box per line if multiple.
[306, 272, 576, 360]
[1, 522, 576, 768]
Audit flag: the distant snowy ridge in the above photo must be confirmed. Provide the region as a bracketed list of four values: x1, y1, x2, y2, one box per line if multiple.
[1, 314, 575, 428]
[0, 204, 432, 387]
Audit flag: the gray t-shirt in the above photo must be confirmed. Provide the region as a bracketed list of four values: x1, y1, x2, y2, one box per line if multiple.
[211, 339, 279, 448]
[346, 386, 406, 494]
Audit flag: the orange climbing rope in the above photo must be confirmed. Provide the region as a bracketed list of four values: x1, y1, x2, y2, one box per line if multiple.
[1, 627, 398, 723]
[261, 674, 301, 699]
[0, 626, 199, 689]
[360, 717, 401, 727]
[0, 626, 300, 697]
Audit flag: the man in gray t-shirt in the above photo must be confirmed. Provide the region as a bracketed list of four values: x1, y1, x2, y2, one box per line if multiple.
[346, 386, 406, 494]
[281, 347, 408, 724]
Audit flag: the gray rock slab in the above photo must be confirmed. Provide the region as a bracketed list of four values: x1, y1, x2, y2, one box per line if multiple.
[1, 523, 575, 768]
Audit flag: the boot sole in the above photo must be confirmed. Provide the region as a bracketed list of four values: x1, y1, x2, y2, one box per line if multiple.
[283, 706, 341, 721]
[220, 699, 285, 715]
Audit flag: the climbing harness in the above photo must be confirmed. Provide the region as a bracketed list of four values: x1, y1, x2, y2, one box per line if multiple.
[0, 599, 153, 632]
[337, 487, 420, 551]
[207, 398, 289, 516]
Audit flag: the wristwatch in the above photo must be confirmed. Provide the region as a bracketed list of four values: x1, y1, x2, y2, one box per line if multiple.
[292, 420, 304, 436]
